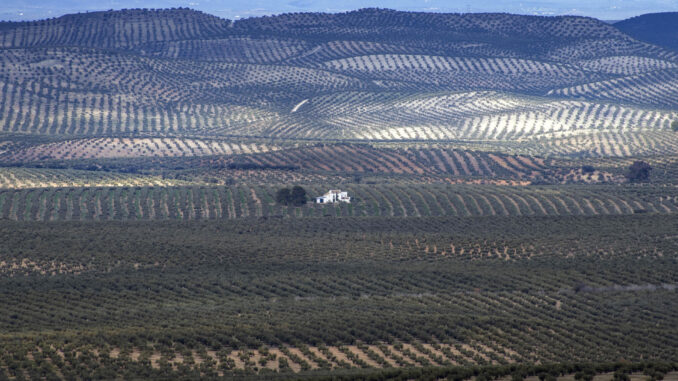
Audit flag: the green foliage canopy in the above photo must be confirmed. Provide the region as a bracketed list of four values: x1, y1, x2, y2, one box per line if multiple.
[626, 161, 652, 183]
[276, 186, 307, 206]
[275, 188, 291, 204]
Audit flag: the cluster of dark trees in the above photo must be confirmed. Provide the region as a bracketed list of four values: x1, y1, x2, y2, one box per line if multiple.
[576, 161, 652, 183]
[626, 161, 652, 183]
[275, 186, 307, 206]
[581, 165, 595, 174]
[672, 120, 678, 131]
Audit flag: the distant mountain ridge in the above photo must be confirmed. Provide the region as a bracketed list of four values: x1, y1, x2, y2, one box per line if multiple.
[0, 8, 231, 49]
[614, 12, 678, 52]
[234, 8, 624, 39]
[0, 8, 665, 53]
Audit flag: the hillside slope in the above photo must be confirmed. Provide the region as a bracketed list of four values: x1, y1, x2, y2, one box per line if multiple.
[0, 8, 677, 158]
[615, 12, 678, 52]
[0, 8, 232, 49]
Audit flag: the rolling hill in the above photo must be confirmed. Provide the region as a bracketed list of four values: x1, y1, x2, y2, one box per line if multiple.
[0, 8, 677, 160]
[614, 12, 678, 52]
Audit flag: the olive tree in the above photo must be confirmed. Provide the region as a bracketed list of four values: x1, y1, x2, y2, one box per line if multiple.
[626, 161, 652, 183]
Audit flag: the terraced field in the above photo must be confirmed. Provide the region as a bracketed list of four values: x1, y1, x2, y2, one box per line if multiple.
[548, 69, 678, 108]
[0, 167, 197, 189]
[229, 145, 549, 179]
[0, 138, 282, 161]
[274, 91, 678, 145]
[0, 184, 675, 221]
[2, 216, 677, 379]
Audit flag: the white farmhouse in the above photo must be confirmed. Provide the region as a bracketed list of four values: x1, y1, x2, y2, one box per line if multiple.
[316, 190, 351, 204]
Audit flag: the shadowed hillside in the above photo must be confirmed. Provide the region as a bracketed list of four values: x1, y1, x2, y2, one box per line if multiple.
[615, 12, 678, 52]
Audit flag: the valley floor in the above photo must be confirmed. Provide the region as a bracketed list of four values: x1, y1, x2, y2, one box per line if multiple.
[1, 215, 677, 379]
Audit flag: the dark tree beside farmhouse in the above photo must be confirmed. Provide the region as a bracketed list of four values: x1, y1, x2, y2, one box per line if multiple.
[289, 186, 308, 206]
[275, 188, 291, 205]
[276, 186, 307, 206]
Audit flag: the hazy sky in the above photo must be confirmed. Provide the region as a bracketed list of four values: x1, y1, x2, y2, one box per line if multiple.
[1, 0, 677, 22]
